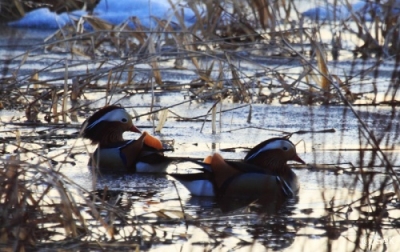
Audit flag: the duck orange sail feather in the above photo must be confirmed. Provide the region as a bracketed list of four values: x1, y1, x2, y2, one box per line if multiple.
[142, 132, 163, 150]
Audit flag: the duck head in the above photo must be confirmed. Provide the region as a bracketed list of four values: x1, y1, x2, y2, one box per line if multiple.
[244, 138, 305, 174]
[81, 105, 140, 146]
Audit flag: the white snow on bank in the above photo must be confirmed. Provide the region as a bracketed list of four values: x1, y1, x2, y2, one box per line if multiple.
[301, 0, 400, 21]
[8, 0, 196, 29]
[8, 0, 400, 29]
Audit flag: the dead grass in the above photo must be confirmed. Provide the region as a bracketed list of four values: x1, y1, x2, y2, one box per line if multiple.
[0, 155, 114, 250]
[0, 155, 196, 251]
[2, 0, 399, 116]
[1, 153, 399, 251]
[0, 0, 400, 251]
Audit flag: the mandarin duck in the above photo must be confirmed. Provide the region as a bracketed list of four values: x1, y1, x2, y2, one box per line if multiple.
[170, 138, 305, 200]
[81, 105, 175, 173]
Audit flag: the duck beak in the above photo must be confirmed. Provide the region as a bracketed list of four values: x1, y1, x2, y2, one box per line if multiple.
[292, 154, 306, 164]
[130, 125, 141, 133]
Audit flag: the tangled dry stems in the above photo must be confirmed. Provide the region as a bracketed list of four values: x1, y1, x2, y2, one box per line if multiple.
[1, 0, 400, 250]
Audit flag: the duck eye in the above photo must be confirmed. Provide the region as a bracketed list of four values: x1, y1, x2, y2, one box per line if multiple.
[121, 118, 128, 123]
[283, 146, 288, 151]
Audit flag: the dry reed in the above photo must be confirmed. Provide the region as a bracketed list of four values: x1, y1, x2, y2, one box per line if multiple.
[0, 0, 400, 251]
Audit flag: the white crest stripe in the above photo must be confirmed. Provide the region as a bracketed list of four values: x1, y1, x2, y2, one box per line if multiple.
[245, 139, 295, 161]
[86, 108, 127, 130]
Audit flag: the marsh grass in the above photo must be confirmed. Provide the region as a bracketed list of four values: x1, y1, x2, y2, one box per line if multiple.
[1, 0, 400, 251]
[0, 155, 116, 250]
[0, 155, 199, 251]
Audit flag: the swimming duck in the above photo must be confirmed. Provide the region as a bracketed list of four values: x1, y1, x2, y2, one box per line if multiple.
[170, 138, 305, 199]
[81, 105, 174, 173]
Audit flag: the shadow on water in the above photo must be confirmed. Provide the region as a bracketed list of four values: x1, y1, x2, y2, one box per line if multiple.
[1, 92, 399, 250]
[1, 98, 399, 251]
[91, 171, 298, 215]
[1, 1, 400, 250]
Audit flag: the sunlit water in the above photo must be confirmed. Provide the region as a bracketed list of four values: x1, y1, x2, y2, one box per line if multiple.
[1, 13, 400, 251]
[2, 94, 399, 251]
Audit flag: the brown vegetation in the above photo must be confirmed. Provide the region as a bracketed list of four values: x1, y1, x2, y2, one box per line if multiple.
[0, 0, 400, 251]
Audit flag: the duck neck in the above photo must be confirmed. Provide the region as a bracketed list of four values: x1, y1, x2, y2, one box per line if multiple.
[98, 131, 125, 147]
[264, 159, 290, 175]
[246, 152, 291, 176]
